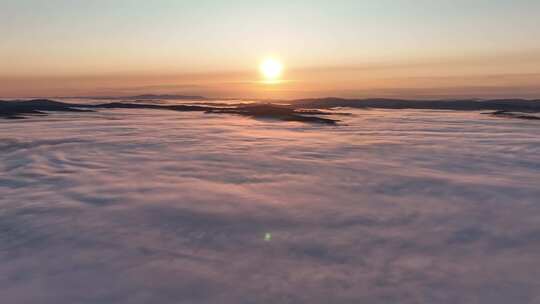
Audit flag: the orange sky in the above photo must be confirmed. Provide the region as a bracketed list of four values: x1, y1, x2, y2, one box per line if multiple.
[2, 1, 540, 99]
[3, 51, 539, 100]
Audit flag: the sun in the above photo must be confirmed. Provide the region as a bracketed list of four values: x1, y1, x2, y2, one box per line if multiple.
[260, 58, 283, 81]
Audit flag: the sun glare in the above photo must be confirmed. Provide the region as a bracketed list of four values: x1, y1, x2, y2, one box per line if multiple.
[260, 58, 283, 82]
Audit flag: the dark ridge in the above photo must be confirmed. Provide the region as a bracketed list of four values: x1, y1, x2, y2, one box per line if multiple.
[0, 99, 93, 119]
[4, 98, 539, 124]
[0, 100, 340, 125]
[206, 104, 339, 124]
[486, 110, 540, 120]
[293, 97, 540, 112]
[87, 102, 214, 113]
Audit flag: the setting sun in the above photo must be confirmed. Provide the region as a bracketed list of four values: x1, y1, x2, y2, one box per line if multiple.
[260, 58, 283, 81]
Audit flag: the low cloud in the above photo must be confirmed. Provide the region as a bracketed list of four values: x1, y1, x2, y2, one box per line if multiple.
[1, 108, 540, 303]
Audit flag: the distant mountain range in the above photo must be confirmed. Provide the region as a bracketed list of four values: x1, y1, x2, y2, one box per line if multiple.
[2, 97, 539, 122]
[0, 99, 339, 124]
[293, 97, 540, 112]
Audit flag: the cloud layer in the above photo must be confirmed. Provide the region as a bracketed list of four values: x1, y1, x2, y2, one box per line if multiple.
[1, 108, 540, 303]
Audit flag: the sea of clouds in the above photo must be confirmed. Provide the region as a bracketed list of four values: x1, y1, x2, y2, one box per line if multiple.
[1, 108, 539, 303]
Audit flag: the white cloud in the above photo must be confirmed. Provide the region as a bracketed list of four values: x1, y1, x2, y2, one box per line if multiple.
[1, 108, 539, 303]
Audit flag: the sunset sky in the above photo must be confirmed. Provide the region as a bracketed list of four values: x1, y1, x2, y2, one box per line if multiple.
[2, 0, 540, 99]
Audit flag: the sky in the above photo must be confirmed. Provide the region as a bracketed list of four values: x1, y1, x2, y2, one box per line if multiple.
[1, 0, 540, 99]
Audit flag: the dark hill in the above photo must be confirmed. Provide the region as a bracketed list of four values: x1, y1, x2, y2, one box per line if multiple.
[293, 98, 540, 112]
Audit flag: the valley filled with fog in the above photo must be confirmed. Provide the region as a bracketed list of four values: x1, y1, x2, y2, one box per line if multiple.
[1, 106, 539, 303]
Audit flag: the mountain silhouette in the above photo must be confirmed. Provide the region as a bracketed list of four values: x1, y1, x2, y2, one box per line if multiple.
[0, 99, 339, 124]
